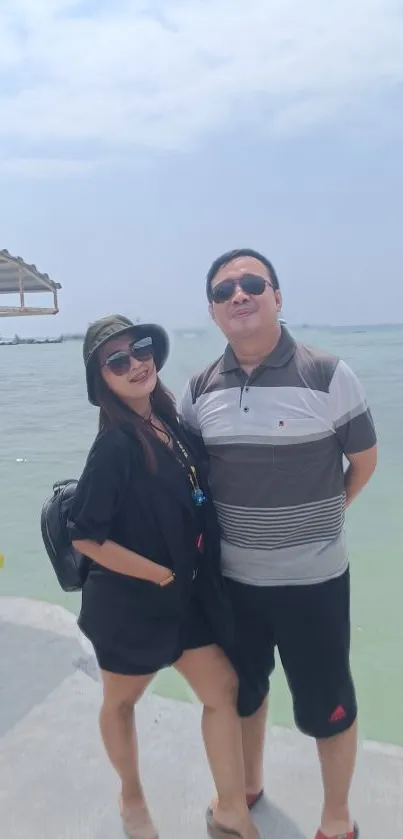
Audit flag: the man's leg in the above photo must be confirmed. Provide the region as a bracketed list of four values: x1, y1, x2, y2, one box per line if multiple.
[317, 720, 357, 836]
[274, 570, 357, 837]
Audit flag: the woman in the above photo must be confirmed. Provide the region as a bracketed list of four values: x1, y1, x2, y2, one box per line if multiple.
[68, 315, 260, 839]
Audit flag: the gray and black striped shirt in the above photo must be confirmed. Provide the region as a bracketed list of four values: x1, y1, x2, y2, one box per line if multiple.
[180, 327, 377, 586]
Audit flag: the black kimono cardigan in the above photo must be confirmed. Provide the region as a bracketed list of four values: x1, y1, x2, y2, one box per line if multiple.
[67, 419, 234, 655]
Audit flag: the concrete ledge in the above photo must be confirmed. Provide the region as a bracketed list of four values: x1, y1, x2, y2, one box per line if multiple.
[1, 597, 402, 838]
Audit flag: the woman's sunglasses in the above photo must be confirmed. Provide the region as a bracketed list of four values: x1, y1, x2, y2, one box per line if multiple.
[210, 274, 272, 304]
[102, 337, 154, 376]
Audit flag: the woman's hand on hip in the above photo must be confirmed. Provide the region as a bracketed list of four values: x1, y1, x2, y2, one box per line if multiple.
[149, 563, 176, 587]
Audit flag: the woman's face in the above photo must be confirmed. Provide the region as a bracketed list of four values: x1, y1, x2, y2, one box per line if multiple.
[98, 332, 157, 409]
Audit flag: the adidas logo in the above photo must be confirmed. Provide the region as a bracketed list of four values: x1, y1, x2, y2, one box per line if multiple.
[329, 705, 347, 723]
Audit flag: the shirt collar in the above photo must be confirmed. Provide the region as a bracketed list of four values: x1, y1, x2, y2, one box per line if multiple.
[221, 326, 297, 374]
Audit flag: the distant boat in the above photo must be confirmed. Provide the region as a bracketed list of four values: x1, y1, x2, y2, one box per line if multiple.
[0, 334, 63, 346]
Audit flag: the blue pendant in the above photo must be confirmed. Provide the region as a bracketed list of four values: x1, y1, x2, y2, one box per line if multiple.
[192, 488, 206, 506]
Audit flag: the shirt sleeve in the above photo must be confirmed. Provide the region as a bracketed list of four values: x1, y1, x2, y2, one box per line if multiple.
[67, 429, 130, 545]
[328, 360, 377, 455]
[178, 379, 201, 434]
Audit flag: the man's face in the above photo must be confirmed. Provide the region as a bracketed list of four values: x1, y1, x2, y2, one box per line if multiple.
[209, 255, 282, 342]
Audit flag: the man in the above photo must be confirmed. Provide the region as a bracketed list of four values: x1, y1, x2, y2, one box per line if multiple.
[180, 248, 377, 839]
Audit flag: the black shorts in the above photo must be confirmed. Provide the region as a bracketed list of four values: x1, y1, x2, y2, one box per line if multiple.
[226, 568, 357, 739]
[92, 587, 215, 676]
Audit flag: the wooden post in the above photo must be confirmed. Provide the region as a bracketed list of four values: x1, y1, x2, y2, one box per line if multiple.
[18, 266, 25, 311]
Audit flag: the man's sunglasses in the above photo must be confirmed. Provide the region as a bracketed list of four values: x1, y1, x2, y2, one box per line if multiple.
[102, 337, 153, 376]
[210, 274, 272, 305]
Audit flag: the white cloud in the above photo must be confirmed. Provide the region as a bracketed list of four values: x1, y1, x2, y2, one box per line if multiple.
[0, 0, 402, 166]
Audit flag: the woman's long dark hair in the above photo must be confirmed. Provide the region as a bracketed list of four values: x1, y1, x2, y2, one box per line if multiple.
[92, 362, 177, 471]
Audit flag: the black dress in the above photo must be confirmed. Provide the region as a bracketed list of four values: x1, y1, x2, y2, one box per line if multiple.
[67, 419, 233, 675]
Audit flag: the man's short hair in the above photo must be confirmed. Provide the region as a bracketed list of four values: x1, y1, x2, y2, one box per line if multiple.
[206, 248, 280, 302]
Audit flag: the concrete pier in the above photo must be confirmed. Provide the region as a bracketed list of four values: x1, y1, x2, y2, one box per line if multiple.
[1, 597, 402, 838]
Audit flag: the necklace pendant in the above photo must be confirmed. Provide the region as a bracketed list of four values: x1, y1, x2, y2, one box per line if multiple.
[192, 488, 206, 506]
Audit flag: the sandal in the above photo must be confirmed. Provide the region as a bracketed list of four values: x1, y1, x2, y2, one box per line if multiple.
[206, 808, 241, 837]
[315, 823, 359, 839]
[119, 796, 158, 839]
[206, 807, 260, 839]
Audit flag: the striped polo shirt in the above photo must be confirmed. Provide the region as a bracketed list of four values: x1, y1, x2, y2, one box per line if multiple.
[180, 327, 377, 586]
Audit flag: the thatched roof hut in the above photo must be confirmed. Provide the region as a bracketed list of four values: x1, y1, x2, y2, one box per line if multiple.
[0, 250, 61, 317]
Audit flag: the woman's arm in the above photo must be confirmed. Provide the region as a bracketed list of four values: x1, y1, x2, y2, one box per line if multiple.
[72, 538, 174, 586]
[68, 430, 174, 586]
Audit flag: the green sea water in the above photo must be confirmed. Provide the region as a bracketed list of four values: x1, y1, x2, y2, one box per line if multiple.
[1, 325, 402, 745]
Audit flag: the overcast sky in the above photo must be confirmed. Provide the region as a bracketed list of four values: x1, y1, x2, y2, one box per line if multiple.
[0, 0, 403, 336]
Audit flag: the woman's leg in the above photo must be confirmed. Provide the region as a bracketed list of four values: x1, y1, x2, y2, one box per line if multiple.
[99, 669, 157, 838]
[175, 645, 260, 839]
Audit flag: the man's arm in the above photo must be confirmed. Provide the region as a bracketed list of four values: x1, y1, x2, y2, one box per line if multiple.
[344, 445, 377, 507]
[328, 359, 377, 505]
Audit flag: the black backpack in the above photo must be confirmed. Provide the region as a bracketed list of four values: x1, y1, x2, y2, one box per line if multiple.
[40, 479, 90, 592]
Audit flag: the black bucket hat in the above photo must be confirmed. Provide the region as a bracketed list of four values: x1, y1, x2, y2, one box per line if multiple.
[83, 314, 170, 406]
